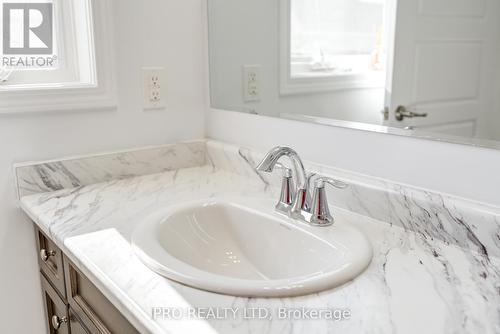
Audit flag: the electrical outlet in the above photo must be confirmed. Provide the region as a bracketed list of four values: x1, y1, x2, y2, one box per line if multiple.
[142, 67, 166, 109]
[243, 65, 261, 102]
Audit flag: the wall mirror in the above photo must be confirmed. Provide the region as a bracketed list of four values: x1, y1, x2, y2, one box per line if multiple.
[207, 0, 500, 149]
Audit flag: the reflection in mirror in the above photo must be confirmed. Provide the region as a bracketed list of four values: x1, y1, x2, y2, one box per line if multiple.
[288, 0, 388, 80]
[208, 0, 500, 147]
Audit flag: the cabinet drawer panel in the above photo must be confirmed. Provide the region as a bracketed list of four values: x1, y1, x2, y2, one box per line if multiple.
[64, 257, 139, 334]
[36, 227, 66, 300]
[41, 275, 70, 334]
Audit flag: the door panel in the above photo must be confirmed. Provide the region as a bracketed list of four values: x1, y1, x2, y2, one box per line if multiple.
[386, 0, 497, 137]
[413, 43, 481, 102]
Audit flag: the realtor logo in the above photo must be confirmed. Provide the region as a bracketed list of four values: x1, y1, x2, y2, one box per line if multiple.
[2, 3, 53, 55]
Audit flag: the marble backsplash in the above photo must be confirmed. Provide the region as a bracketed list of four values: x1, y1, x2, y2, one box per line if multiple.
[14, 141, 206, 198]
[14, 139, 500, 259]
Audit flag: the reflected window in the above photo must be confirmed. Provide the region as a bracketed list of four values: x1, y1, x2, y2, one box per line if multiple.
[290, 0, 388, 78]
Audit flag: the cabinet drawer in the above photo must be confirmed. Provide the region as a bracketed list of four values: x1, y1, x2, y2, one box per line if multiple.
[36, 227, 66, 300]
[41, 275, 70, 334]
[64, 257, 139, 334]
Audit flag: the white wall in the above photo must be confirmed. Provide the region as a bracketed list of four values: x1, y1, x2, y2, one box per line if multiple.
[208, 0, 385, 124]
[207, 109, 500, 207]
[0, 1, 206, 333]
[492, 18, 500, 141]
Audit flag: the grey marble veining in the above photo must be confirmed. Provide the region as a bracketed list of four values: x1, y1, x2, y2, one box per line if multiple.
[20, 166, 500, 334]
[205, 140, 500, 259]
[15, 141, 206, 197]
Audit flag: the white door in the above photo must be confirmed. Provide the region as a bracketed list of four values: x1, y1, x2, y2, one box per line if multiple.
[385, 0, 498, 137]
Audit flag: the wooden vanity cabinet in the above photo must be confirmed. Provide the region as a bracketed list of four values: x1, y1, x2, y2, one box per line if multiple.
[35, 226, 139, 334]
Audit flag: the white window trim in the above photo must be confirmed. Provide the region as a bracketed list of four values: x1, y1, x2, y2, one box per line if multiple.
[279, 0, 386, 96]
[0, 0, 116, 113]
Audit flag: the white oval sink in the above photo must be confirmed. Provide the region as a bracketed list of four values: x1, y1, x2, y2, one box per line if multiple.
[132, 200, 372, 297]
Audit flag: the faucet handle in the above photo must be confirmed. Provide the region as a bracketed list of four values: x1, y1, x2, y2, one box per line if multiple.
[314, 177, 348, 190]
[274, 163, 295, 214]
[309, 177, 348, 226]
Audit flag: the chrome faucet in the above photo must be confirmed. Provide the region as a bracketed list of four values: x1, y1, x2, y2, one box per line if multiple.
[256, 146, 348, 226]
[256, 147, 309, 219]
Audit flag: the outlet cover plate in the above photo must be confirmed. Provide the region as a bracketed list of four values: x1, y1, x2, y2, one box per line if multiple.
[142, 67, 166, 110]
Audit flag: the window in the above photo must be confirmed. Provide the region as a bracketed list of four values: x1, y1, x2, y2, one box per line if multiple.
[1, 0, 95, 88]
[280, 0, 394, 94]
[0, 0, 115, 113]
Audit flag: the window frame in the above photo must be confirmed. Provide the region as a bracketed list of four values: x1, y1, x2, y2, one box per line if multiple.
[1, 0, 77, 87]
[0, 0, 116, 113]
[279, 0, 387, 96]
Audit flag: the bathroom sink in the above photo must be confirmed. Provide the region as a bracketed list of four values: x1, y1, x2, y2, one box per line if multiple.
[131, 200, 372, 297]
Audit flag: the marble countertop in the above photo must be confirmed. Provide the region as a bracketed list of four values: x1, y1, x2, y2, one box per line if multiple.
[20, 165, 500, 334]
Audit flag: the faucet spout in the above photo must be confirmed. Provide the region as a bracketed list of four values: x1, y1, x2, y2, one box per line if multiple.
[256, 146, 307, 190]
